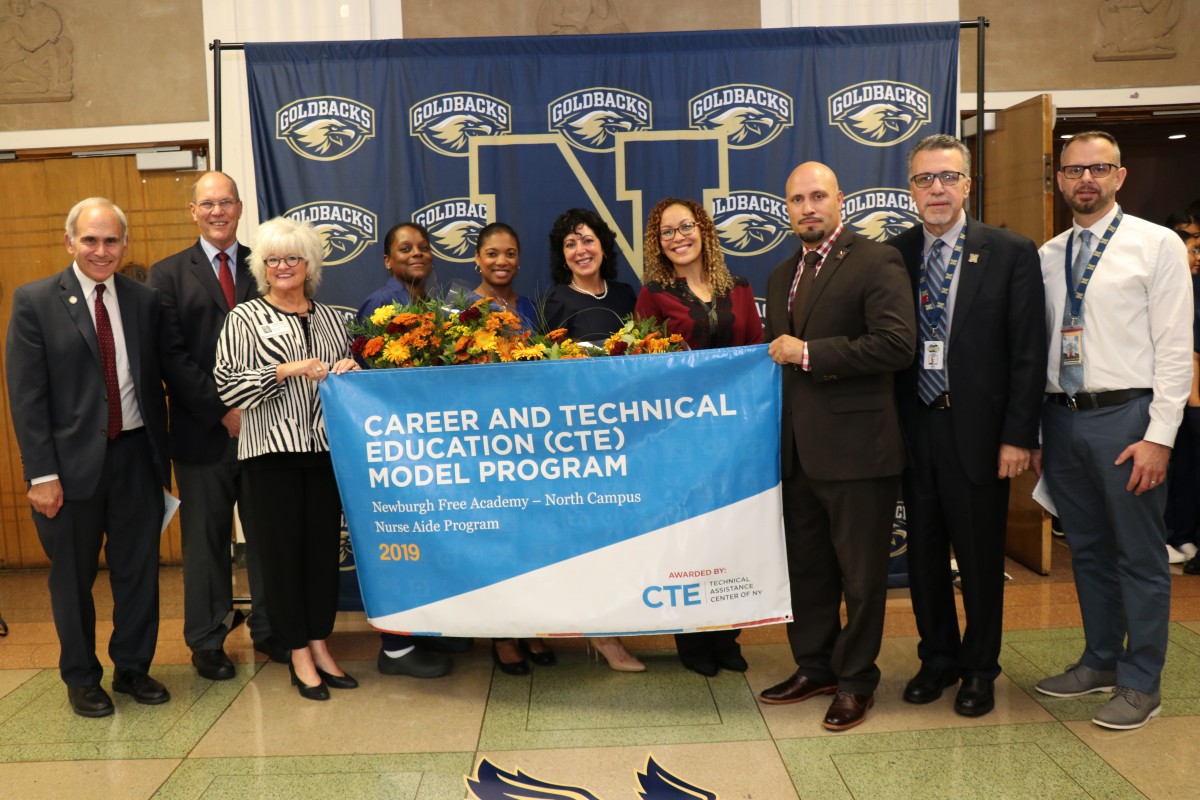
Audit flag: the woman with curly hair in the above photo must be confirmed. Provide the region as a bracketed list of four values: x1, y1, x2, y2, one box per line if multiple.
[543, 208, 638, 343]
[636, 197, 763, 351]
[635, 197, 763, 677]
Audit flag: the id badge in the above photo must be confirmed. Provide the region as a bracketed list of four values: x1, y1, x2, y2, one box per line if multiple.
[923, 340, 944, 371]
[1061, 327, 1083, 366]
[258, 320, 291, 339]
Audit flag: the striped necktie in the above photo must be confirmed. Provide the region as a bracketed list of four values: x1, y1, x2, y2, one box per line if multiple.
[917, 239, 947, 405]
[1058, 229, 1093, 397]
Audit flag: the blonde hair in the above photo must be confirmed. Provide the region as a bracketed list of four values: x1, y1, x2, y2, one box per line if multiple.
[248, 216, 325, 298]
[641, 197, 733, 297]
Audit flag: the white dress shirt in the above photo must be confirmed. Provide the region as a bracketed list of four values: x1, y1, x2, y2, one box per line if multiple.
[1039, 205, 1193, 446]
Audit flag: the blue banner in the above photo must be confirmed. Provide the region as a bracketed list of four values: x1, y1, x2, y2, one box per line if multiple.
[320, 346, 789, 636]
[244, 24, 958, 317]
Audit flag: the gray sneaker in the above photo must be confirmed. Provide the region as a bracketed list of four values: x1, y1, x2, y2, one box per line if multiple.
[1035, 663, 1117, 697]
[1092, 686, 1161, 730]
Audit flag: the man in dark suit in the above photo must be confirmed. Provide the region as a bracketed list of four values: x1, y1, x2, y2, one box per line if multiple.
[150, 171, 286, 680]
[888, 135, 1046, 717]
[759, 162, 916, 731]
[6, 198, 172, 717]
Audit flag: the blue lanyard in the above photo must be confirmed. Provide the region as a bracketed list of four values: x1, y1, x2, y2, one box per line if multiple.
[919, 223, 968, 332]
[1064, 208, 1123, 323]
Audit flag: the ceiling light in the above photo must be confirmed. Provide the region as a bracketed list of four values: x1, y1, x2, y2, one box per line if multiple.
[1168, 133, 1187, 140]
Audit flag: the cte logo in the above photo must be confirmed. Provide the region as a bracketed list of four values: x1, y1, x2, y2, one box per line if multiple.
[828, 80, 930, 147]
[412, 197, 489, 263]
[689, 83, 793, 149]
[841, 188, 919, 242]
[409, 92, 512, 157]
[548, 87, 652, 152]
[284, 201, 378, 266]
[711, 191, 790, 257]
[276, 95, 376, 161]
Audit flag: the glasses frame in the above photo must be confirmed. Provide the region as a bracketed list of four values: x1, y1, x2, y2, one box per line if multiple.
[195, 199, 240, 212]
[264, 255, 304, 269]
[909, 171, 965, 189]
[659, 220, 698, 240]
[1059, 163, 1119, 180]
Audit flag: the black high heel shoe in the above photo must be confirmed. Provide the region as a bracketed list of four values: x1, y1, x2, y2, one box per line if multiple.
[519, 638, 557, 667]
[316, 667, 358, 689]
[289, 662, 330, 701]
[492, 640, 530, 676]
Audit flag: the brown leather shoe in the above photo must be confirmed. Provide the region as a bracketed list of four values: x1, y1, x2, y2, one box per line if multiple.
[759, 669, 838, 705]
[822, 691, 874, 731]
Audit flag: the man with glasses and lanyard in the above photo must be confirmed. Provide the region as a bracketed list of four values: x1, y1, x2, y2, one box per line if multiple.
[889, 134, 1046, 718]
[1033, 131, 1192, 729]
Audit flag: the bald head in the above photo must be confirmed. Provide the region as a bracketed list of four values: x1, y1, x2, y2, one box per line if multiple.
[785, 161, 844, 246]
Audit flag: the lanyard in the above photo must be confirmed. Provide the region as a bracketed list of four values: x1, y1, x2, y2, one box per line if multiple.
[1064, 208, 1123, 323]
[919, 222, 968, 332]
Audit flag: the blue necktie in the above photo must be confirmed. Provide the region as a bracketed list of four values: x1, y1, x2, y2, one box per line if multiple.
[917, 239, 947, 405]
[1058, 230, 1093, 397]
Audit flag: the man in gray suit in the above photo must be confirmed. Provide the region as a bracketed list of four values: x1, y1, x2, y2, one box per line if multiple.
[7, 198, 172, 717]
[758, 162, 916, 731]
[150, 171, 286, 680]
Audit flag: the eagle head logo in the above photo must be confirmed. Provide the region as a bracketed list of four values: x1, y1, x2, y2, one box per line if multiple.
[569, 110, 634, 149]
[718, 213, 779, 250]
[850, 103, 914, 141]
[294, 119, 358, 155]
[828, 81, 930, 147]
[852, 210, 916, 242]
[430, 114, 495, 153]
[710, 107, 775, 145]
[276, 96, 375, 160]
[314, 223, 363, 260]
[433, 220, 483, 259]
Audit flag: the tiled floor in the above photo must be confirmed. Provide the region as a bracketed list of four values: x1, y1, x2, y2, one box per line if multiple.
[1, 538, 1198, 799]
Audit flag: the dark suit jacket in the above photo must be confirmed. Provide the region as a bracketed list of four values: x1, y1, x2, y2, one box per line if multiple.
[150, 241, 257, 464]
[889, 218, 1047, 485]
[6, 267, 170, 500]
[765, 228, 916, 482]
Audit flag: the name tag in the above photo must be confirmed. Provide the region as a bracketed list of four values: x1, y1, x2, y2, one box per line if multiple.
[923, 339, 944, 371]
[258, 320, 291, 339]
[1061, 327, 1083, 366]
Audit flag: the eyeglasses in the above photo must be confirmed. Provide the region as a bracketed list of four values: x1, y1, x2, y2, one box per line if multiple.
[265, 255, 304, 269]
[910, 171, 965, 189]
[1059, 163, 1119, 179]
[660, 221, 697, 240]
[195, 199, 240, 212]
[1190, 247, 1200, 256]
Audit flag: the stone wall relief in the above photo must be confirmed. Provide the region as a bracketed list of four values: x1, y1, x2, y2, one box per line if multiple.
[1096, 0, 1182, 61]
[0, 0, 72, 104]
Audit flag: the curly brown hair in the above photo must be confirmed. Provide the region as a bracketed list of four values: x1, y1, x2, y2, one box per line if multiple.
[642, 197, 734, 297]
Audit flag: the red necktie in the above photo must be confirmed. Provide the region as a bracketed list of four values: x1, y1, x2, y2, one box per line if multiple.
[218, 251, 236, 309]
[95, 284, 123, 439]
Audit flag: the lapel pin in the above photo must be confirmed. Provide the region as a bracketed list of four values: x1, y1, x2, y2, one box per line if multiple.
[69, 296, 78, 304]
[968, 253, 980, 263]
[836, 249, 846, 260]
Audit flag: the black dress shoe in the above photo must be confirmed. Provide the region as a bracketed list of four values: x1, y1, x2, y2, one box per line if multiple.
[253, 636, 291, 664]
[492, 641, 531, 676]
[520, 638, 557, 666]
[67, 684, 114, 718]
[759, 669, 837, 704]
[289, 663, 330, 701]
[378, 647, 453, 678]
[112, 669, 170, 705]
[316, 667, 359, 689]
[192, 649, 235, 681]
[716, 649, 749, 672]
[679, 653, 719, 677]
[822, 691, 874, 731]
[954, 676, 995, 717]
[903, 664, 959, 704]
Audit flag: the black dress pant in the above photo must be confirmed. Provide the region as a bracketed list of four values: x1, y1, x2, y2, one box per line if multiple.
[241, 451, 342, 650]
[902, 405, 1009, 680]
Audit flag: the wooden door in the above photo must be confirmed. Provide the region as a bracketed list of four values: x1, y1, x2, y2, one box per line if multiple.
[971, 93, 1055, 574]
[0, 155, 197, 568]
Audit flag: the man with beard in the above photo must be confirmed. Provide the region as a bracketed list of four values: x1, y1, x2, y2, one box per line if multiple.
[758, 161, 915, 731]
[1033, 131, 1192, 730]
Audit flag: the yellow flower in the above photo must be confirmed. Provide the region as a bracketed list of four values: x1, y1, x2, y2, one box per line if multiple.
[512, 342, 546, 361]
[472, 329, 497, 352]
[369, 304, 396, 326]
[382, 339, 411, 364]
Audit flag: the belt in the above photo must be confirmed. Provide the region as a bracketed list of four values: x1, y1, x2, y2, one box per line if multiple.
[924, 392, 952, 410]
[113, 426, 146, 440]
[1048, 388, 1151, 411]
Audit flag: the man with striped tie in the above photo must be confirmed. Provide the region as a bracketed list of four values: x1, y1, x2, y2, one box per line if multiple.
[151, 172, 288, 682]
[889, 134, 1046, 718]
[1033, 131, 1192, 730]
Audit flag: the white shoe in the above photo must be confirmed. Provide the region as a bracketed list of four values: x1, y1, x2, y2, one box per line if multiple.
[1180, 543, 1198, 560]
[1167, 544, 1188, 564]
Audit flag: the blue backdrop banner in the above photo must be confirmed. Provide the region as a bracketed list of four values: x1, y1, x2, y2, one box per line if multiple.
[319, 346, 790, 636]
[244, 24, 959, 317]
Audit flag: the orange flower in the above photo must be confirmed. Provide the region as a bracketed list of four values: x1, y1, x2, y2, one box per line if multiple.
[363, 336, 384, 357]
[545, 328, 570, 344]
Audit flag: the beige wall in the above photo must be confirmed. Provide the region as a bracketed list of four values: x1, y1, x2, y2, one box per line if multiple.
[961, 0, 1199, 93]
[0, 0, 207, 132]
[399, 0, 760, 38]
